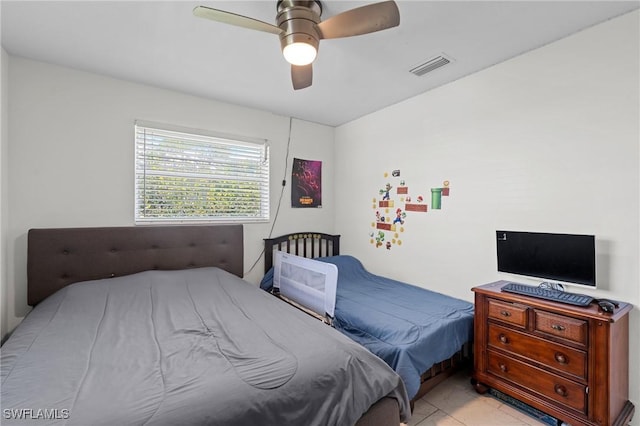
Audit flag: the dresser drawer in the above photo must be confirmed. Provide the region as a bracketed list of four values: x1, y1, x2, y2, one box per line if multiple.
[488, 323, 587, 380]
[534, 310, 588, 346]
[488, 299, 528, 328]
[487, 351, 587, 414]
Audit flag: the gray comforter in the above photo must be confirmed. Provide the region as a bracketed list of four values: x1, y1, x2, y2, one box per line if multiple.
[1, 267, 410, 425]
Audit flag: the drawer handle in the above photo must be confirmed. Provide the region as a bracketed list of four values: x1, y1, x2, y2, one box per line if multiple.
[500, 310, 512, 317]
[498, 334, 509, 344]
[554, 352, 567, 364]
[554, 384, 568, 397]
[551, 324, 566, 331]
[499, 363, 508, 373]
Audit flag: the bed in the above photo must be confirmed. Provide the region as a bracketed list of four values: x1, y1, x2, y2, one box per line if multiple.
[262, 232, 475, 402]
[1, 225, 410, 426]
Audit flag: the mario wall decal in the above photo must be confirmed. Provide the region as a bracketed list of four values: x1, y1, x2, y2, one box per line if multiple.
[371, 172, 451, 250]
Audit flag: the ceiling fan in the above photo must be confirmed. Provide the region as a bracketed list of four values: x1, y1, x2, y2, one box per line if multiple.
[193, 1, 400, 90]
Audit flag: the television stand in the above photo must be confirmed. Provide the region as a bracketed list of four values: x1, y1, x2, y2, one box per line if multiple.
[472, 281, 634, 426]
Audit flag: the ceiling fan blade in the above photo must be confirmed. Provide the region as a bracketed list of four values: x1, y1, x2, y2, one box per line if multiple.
[317, 1, 400, 39]
[193, 6, 283, 35]
[291, 64, 312, 90]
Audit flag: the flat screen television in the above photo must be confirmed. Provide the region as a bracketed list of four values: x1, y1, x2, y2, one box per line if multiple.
[496, 230, 596, 287]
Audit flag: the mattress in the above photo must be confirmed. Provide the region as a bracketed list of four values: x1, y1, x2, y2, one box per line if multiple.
[261, 255, 475, 398]
[1, 267, 410, 425]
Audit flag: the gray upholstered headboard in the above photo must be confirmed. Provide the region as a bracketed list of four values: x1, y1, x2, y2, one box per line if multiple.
[27, 225, 243, 306]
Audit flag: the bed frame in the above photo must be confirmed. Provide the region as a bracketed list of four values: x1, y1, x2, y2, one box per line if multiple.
[26, 225, 400, 426]
[264, 232, 340, 273]
[264, 231, 473, 404]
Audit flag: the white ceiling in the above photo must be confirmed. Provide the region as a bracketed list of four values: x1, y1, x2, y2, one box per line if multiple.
[2, 1, 638, 127]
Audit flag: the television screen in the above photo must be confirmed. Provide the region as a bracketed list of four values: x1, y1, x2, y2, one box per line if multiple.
[496, 230, 596, 287]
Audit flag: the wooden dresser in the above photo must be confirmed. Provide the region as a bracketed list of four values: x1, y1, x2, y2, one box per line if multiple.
[472, 281, 634, 426]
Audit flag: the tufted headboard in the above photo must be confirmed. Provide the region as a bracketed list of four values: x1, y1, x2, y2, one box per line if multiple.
[27, 225, 243, 306]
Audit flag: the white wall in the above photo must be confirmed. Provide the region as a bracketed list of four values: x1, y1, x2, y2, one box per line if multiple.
[335, 9, 639, 416]
[5, 57, 334, 335]
[1, 47, 8, 342]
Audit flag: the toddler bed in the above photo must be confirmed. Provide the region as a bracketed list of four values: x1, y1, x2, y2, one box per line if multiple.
[262, 232, 474, 402]
[1, 225, 410, 426]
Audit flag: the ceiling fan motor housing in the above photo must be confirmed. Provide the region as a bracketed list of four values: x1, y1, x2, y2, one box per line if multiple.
[276, 0, 322, 54]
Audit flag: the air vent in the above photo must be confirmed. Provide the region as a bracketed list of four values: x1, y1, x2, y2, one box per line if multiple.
[409, 54, 453, 77]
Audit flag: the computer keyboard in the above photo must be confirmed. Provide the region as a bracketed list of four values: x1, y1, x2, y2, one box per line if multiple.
[501, 282, 594, 307]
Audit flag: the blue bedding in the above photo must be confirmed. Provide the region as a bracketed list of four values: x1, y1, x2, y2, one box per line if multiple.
[261, 255, 474, 399]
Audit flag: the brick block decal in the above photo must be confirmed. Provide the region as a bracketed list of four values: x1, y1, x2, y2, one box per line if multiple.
[405, 203, 428, 212]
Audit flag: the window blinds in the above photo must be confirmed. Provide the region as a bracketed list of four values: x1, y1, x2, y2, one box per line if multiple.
[135, 122, 269, 223]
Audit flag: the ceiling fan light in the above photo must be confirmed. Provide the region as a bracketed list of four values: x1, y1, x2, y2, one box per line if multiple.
[283, 42, 317, 66]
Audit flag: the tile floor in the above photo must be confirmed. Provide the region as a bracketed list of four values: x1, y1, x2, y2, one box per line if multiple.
[407, 371, 548, 426]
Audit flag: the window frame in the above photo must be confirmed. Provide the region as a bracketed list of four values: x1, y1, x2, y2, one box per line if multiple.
[134, 120, 270, 225]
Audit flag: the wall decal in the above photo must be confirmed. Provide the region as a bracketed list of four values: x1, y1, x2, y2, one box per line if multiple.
[431, 181, 451, 210]
[442, 180, 450, 196]
[291, 158, 322, 208]
[431, 188, 442, 209]
[397, 180, 408, 195]
[371, 174, 451, 250]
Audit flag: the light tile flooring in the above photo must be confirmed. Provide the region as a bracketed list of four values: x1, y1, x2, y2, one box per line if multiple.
[407, 371, 548, 426]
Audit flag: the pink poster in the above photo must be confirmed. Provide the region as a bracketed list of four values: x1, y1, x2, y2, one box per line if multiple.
[292, 158, 322, 208]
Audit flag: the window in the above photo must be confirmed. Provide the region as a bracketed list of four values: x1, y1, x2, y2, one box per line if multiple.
[135, 121, 269, 224]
